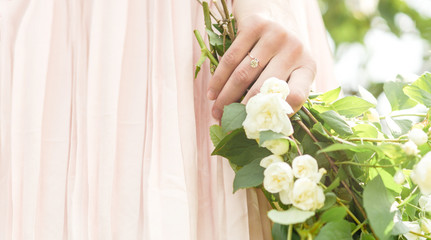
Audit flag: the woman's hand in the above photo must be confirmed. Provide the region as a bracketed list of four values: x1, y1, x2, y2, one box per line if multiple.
[207, 0, 316, 120]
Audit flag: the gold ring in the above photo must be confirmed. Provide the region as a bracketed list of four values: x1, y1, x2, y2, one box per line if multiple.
[248, 52, 260, 68]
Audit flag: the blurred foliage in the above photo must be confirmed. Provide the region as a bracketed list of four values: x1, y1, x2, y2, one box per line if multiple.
[319, 0, 431, 47]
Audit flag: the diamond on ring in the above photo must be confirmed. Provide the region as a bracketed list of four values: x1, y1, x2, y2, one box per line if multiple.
[248, 53, 259, 68]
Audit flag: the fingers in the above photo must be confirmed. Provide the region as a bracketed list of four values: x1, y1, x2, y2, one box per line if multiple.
[211, 35, 279, 119]
[286, 65, 316, 113]
[207, 26, 261, 101]
[241, 55, 293, 104]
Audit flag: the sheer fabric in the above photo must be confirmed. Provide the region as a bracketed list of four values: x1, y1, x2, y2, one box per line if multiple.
[0, 0, 335, 239]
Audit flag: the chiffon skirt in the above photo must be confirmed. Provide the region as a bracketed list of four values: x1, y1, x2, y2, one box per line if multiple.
[0, 0, 336, 239]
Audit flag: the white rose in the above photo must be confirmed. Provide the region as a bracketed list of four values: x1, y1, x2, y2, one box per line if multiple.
[403, 221, 425, 240]
[243, 93, 294, 139]
[411, 152, 431, 195]
[260, 155, 284, 168]
[403, 141, 419, 156]
[419, 195, 431, 212]
[394, 170, 405, 185]
[421, 218, 431, 234]
[279, 189, 292, 205]
[260, 77, 290, 100]
[291, 178, 325, 211]
[263, 162, 294, 194]
[292, 155, 326, 182]
[262, 138, 290, 155]
[409, 128, 428, 146]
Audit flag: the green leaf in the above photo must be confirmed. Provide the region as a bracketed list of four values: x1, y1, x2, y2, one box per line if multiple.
[209, 125, 226, 147]
[352, 124, 379, 138]
[375, 169, 402, 194]
[384, 82, 417, 111]
[404, 85, 431, 107]
[316, 87, 341, 103]
[205, 29, 223, 47]
[194, 53, 207, 78]
[320, 192, 337, 211]
[259, 130, 286, 146]
[320, 110, 353, 137]
[360, 232, 376, 240]
[325, 179, 340, 193]
[221, 103, 246, 133]
[271, 223, 288, 240]
[233, 158, 264, 192]
[320, 207, 347, 223]
[384, 117, 412, 138]
[268, 208, 315, 225]
[212, 129, 271, 166]
[358, 86, 377, 105]
[315, 220, 352, 240]
[331, 96, 375, 118]
[411, 72, 431, 93]
[363, 175, 395, 240]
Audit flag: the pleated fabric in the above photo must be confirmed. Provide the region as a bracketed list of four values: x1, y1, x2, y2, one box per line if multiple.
[0, 0, 335, 239]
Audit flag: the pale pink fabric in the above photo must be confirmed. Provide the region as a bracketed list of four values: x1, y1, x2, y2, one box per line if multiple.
[0, 0, 335, 239]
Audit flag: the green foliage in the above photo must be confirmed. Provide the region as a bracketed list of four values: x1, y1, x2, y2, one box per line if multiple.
[363, 175, 395, 240]
[209, 125, 226, 146]
[320, 207, 347, 223]
[315, 220, 352, 240]
[233, 158, 264, 192]
[208, 73, 431, 239]
[268, 208, 315, 225]
[320, 0, 431, 47]
[331, 96, 375, 118]
[211, 128, 271, 166]
[221, 103, 247, 133]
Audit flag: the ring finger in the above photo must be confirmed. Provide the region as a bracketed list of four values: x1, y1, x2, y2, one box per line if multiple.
[211, 37, 279, 119]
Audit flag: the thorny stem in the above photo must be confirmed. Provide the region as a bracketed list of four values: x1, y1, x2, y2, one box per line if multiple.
[334, 161, 396, 168]
[220, 0, 235, 40]
[347, 137, 408, 143]
[213, 0, 226, 18]
[289, 135, 302, 156]
[337, 198, 365, 231]
[194, 30, 219, 66]
[196, 0, 221, 23]
[295, 119, 368, 225]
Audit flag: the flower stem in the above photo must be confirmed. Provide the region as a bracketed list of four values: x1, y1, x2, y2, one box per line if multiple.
[398, 186, 418, 208]
[196, 0, 221, 22]
[409, 231, 431, 239]
[220, 0, 235, 40]
[334, 161, 396, 168]
[380, 113, 427, 119]
[347, 137, 408, 143]
[287, 224, 293, 240]
[295, 120, 368, 222]
[193, 30, 219, 66]
[337, 198, 364, 229]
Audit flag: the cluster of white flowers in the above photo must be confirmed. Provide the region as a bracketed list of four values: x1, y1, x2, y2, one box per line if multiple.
[411, 152, 431, 195]
[261, 154, 326, 211]
[403, 128, 429, 156]
[242, 77, 294, 140]
[396, 195, 431, 240]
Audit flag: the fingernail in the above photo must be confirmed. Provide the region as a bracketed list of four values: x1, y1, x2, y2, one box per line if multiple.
[212, 108, 222, 120]
[207, 89, 216, 100]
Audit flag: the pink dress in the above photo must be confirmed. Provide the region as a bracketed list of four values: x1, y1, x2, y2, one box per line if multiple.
[0, 0, 336, 239]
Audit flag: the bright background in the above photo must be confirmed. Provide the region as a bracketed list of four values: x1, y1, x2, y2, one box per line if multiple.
[319, 0, 431, 96]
